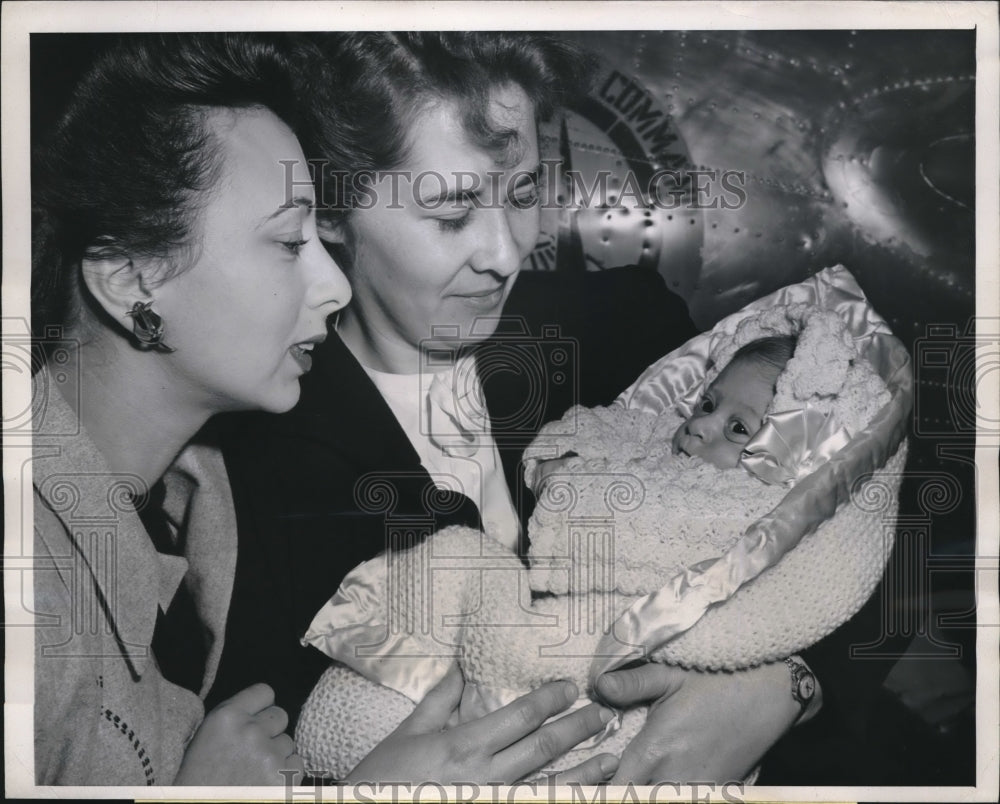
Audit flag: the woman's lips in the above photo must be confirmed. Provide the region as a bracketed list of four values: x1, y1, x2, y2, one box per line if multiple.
[289, 334, 326, 373]
[289, 344, 313, 373]
[453, 285, 505, 308]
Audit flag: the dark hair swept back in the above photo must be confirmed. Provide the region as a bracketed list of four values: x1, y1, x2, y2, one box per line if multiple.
[31, 33, 319, 342]
[305, 32, 594, 214]
[731, 334, 798, 373]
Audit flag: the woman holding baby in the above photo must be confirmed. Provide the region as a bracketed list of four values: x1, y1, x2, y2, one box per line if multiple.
[31, 30, 902, 787]
[30, 33, 619, 786]
[214, 32, 905, 785]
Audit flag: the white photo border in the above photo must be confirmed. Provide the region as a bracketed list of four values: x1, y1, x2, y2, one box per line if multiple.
[3, 2, 998, 801]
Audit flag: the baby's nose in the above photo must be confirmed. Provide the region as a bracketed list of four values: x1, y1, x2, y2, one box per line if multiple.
[686, 418, 708, 439]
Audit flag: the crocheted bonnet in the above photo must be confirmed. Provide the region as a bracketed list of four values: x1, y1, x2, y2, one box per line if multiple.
[700, 302, 892, 486]
[295, 266, 915, 777]
[589, 264, 914, 682]
[706, 303, 887, 428]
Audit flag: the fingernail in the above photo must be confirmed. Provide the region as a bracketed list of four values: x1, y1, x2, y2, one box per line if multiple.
[563, 681, 579, 704]
[599, 706, 616, 724]
[600, 755, 619, 776]
[597, 674, 620, 695]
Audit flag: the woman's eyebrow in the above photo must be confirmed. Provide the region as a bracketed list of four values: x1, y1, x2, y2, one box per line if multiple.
[256, 195, 314, 227]
[418, 181, 486, 208]
[420, 165, 542, 208]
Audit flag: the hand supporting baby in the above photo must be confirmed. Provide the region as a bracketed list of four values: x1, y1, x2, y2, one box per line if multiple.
[346, 665, 618, 784]
[535, 457, 809, 784]
[595, 663, 802, 784]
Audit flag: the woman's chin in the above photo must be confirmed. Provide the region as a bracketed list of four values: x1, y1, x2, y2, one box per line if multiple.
[253, 382, 302, 415]
[421, 328, 497, 355]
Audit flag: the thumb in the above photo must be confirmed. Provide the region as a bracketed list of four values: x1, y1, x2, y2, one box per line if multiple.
[594, 663, 686, 707]
[396, 663, 464, 735]
[218, 682, 275, 715]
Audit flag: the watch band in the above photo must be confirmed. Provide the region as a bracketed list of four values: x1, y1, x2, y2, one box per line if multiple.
[784, 655, 817, 712]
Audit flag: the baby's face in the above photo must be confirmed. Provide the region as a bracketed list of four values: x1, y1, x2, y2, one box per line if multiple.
[671, 357, 780, 469]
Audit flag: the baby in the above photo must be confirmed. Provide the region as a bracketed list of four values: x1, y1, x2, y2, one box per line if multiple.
[531, 335, 797, 504]
[298, 308, 903, 777]
[670, 335, 797, 469]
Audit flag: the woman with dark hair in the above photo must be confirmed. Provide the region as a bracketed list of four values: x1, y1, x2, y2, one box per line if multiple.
[213, 31, 689, 782]
[217, 31, 903, 785]
[30, 32, 347, 787]
[32, 32, 609, 786]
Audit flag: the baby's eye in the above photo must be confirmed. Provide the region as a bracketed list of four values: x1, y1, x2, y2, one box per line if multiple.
[728, 419, 750, 437]
[699, 396, 715, 413]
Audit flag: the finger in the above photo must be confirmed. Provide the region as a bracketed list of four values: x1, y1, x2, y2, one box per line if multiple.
[272, 732, 296, 760]
[609, 727, 670, 785]
[255, 705, 289, 738]
[223, 682, 275, 714]
[278, 754, 306, 787]
[548, 753, 619, 785]
[397, 663, 464, 736]
[594, 664, 685, 707]
[610, 750, 660, 785]
[493, 702, 615, 781]
[469, 680, 578, 754]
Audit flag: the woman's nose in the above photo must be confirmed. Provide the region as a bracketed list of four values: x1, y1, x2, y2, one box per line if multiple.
[470, 208, 522, 277]
[306, 240, 352, 314]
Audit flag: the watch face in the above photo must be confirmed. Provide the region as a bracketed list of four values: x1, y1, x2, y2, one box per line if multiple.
[798, 673, 817, 701]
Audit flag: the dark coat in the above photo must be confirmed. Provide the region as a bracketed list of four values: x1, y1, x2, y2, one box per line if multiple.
[210, 266, 905, 784]
[209, 266, 695, 716]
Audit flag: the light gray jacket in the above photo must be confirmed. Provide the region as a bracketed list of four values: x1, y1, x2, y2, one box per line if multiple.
[32, 370, 237, 785]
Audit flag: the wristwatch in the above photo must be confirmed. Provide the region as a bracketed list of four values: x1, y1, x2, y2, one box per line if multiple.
[784, 656, 817, 712]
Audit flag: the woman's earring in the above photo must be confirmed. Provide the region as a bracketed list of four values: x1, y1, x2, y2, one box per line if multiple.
[126, 301, 175, 353]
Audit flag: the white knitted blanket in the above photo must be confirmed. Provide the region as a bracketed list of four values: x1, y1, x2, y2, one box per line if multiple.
[296, 268, 911, 779]
[519, 405, 904, 672]
[297, 436, 906, 778]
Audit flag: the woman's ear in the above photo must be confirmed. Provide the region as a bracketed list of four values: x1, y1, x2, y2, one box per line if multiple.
[316, 215, 346, 244]
[80, 248, 155, 332]
[316, 215, 354, 272]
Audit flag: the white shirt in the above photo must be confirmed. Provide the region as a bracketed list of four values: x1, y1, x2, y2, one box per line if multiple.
[363, 357, 521, 552]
